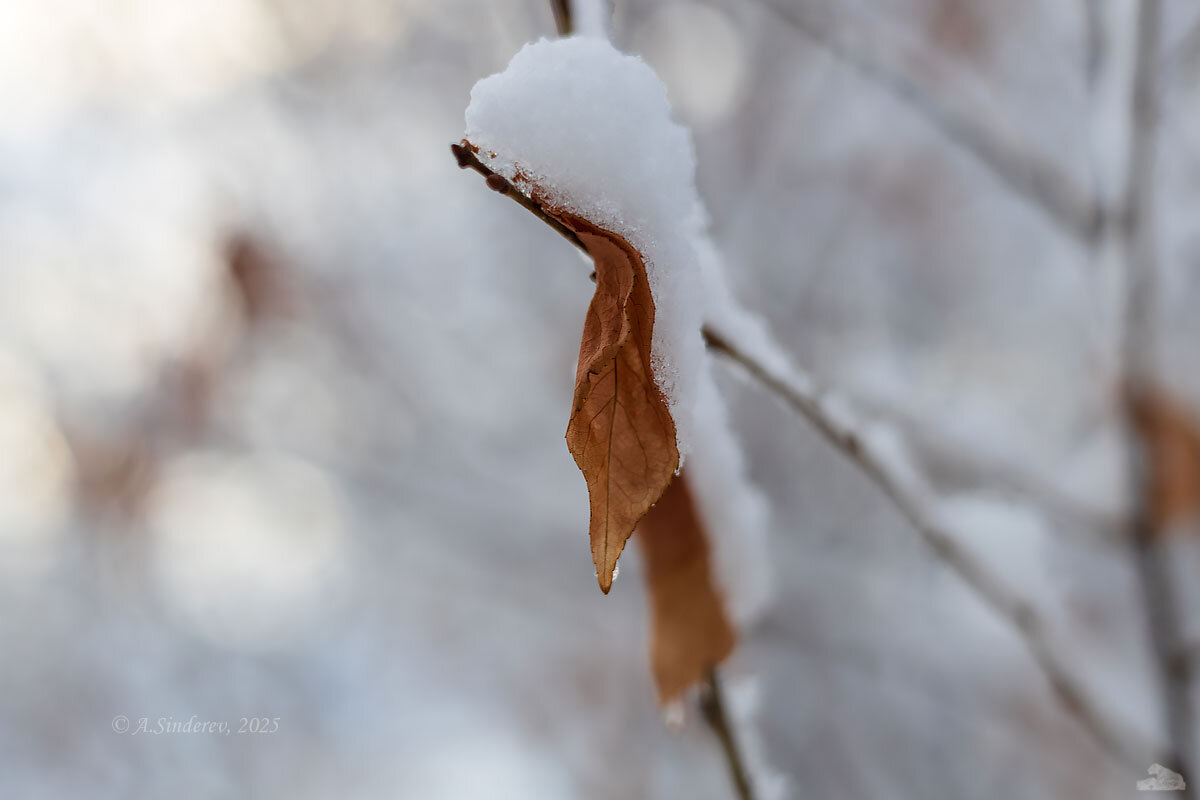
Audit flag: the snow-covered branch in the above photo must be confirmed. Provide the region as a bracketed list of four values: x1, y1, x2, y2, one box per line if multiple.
[702, 325, 1152, 772]
[1111, 0, 1198, 789]
[700, 671, 756, 800]
[451, 140, 1151, 772]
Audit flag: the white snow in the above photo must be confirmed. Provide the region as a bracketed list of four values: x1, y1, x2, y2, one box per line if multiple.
[464, 37, 705, 457]
[678, 232, 776, 625]
[688, 353, 774, 626]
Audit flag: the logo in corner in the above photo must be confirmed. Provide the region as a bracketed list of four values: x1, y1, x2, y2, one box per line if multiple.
[1138, 764, 1186, 792]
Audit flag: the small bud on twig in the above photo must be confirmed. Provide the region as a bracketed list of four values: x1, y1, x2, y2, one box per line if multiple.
[486, 173, 511, 194]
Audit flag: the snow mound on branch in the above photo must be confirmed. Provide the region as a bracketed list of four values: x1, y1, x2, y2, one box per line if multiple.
[464, 36, 704, 457]
[465, 37, 774, 625]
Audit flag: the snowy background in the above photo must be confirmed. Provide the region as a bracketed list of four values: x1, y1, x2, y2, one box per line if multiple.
[1, 1, 1198, 798]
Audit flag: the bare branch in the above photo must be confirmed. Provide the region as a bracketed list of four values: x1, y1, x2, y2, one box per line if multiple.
[741, 0, 1100, 243]
[700, 670, 756, 800]
[451, 142, 1153, 771]
[549, 0, 572, 36]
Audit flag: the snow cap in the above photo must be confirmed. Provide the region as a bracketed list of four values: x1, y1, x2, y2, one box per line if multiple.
[465, 36, 705, 457]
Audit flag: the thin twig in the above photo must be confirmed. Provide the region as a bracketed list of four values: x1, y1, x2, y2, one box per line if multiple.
[700, 670, 755, 800]
[452, 143, 585, 250]
[741, 0, 1100, 244]
[549, 0, 572, 36]
[850, 392, 1130, 541]
[451, 142, 1150, 773]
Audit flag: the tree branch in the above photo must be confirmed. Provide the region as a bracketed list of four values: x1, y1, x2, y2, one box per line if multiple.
[451, 142, 586, 251]
[700, 670, 756, 800]
[740, 0, 1100, 244]
[1115, 0, 1196, 790]
[451, 141, 1152, 772]
[549, 0, 572, 36]
[704, 327, 1150, 772]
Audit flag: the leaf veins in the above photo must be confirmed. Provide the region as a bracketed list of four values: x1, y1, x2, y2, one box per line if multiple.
[552, 211, 680, 594]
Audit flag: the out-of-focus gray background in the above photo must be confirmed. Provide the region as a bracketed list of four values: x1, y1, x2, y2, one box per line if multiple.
[1, 1, 1198, 797]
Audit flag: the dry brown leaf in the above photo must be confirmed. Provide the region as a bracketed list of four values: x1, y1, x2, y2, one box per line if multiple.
[552, 211, 680, 594]
[636, 469, 735, 703]
[1129, 389, 1200, 534]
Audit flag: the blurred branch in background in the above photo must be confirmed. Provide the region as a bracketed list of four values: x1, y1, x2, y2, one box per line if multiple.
[1116, 0, 1199, 793]
[550, 0, 572, 36]
[549, 0, 573, 35]
[64, 233, 294, 522]
[1165, 14, 1200, 82]
[741, 0, 1101, 243]
[850, 392, 1130, 542]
